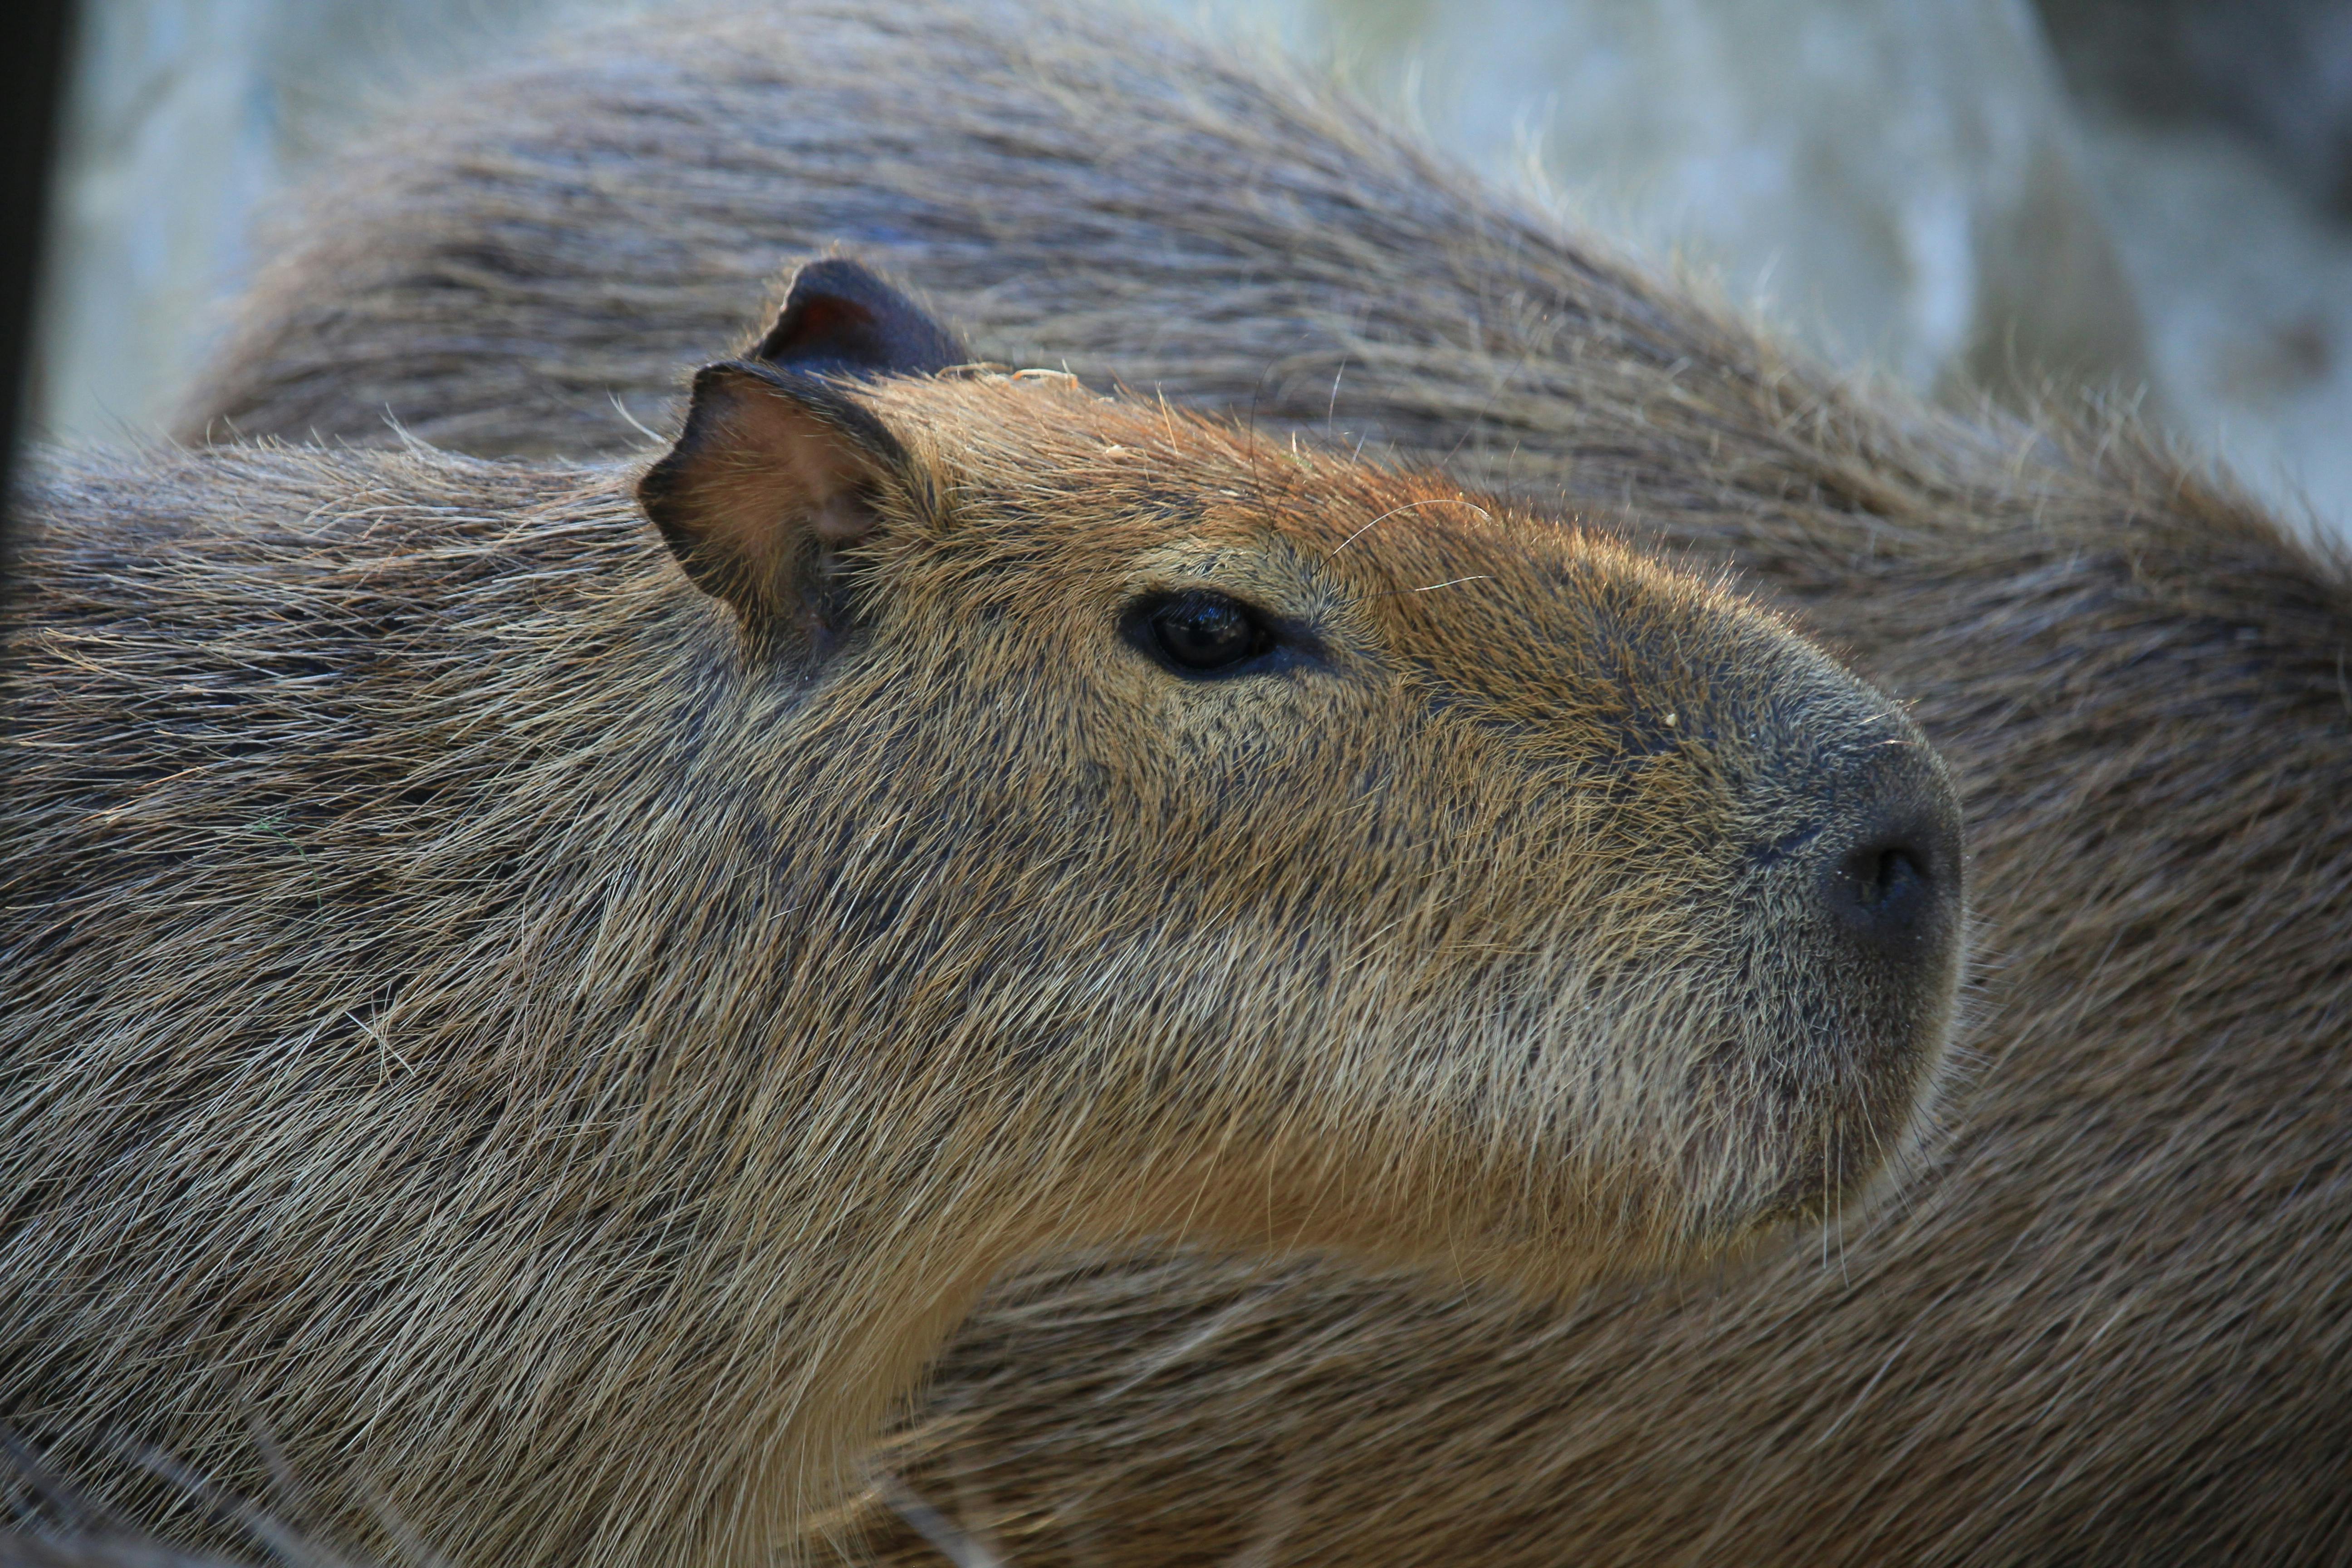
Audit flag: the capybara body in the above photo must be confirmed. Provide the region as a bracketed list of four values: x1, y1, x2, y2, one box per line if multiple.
[177, 3, 2352, 1564]
[0, 270, 1960, 1567]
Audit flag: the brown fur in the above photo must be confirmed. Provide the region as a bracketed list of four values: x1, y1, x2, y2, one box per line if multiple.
[1, 344, 1951, 1564]
[172, 2, 2352, 1564]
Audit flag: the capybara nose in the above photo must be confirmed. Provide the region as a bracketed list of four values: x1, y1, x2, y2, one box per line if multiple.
[1812, 743, 1963, 975]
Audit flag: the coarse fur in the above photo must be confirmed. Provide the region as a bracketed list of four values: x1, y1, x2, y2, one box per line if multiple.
[1, 320, 1956, 1563]
[176, 2, 2352, 1564]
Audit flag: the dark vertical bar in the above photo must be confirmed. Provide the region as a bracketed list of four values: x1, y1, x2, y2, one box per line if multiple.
[1, 0, 79, 583]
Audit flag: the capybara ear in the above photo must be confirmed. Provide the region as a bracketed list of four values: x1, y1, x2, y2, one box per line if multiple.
[751, 257, 969, 379]
[637, 361, 909, 644]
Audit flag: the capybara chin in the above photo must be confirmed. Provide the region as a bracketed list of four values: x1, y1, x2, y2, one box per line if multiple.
[0, 261, 1957, 1568]
[171, 2, 2352, 1564]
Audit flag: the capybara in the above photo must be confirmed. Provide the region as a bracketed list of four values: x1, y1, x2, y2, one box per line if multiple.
[0, 260, 1962, 1568]
[171, 3, 2352, 1564]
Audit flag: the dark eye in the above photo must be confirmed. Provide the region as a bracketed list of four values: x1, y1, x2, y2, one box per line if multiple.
[1131, 590, 1276, 676]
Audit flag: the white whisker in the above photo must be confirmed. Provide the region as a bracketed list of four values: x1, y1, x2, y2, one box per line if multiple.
[1328, 498, 1496, 557]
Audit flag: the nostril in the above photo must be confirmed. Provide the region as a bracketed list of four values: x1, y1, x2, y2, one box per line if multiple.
[1824, 812, 1952, 954]
[1847, 842, 1926, 912]
[1750, 735, 1965, 978]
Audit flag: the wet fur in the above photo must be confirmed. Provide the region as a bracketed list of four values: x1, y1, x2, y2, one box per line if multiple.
[176, 1, 2352, 1563]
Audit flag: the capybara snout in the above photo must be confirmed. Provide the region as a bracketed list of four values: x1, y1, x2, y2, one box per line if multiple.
[1710, 664, 1965, 1222]
[1376, 545, 1967, 1241]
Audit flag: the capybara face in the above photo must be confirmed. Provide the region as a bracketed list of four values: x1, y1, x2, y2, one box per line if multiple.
[642, 266, 1965, 1283]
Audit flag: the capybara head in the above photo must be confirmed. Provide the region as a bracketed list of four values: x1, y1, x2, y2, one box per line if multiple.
[637, 259, 1967, 1277]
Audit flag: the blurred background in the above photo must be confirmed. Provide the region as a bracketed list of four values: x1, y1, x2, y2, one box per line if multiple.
[29, 0, 2352, 540]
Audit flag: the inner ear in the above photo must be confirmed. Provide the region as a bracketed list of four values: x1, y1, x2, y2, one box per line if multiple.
[637, 363, 908, 648]
[753, 257, 969, 380]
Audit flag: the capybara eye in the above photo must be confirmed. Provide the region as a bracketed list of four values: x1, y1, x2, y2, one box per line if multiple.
[1133, 591, 1275, 676]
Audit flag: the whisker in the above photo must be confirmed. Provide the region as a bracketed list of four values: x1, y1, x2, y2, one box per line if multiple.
[1328, 498, 1496, 557]
[608, 392, 662, 445]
